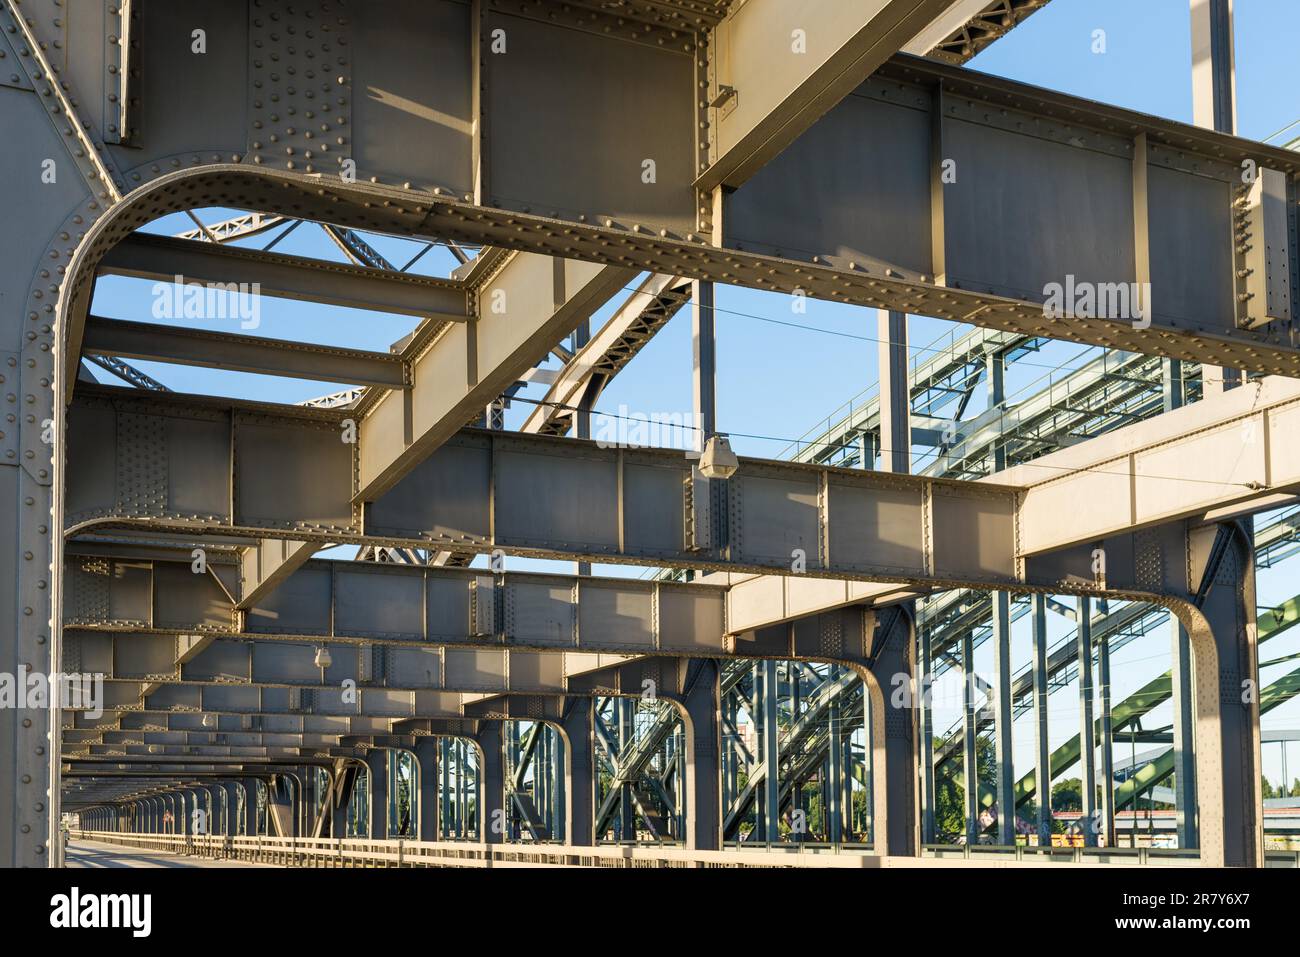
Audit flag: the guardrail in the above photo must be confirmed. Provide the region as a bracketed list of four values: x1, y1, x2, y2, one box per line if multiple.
[68, 830, 1244, 868]
[68, 831, 880, 869]
[920, 843, 1202, 867]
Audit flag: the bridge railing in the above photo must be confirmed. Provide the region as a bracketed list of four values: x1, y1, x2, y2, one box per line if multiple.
[920, 843, 1203, 867]
[69, 830, 1235, 868]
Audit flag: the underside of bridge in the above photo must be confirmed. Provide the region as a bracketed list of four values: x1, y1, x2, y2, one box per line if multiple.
[3, 0, 1299, 888]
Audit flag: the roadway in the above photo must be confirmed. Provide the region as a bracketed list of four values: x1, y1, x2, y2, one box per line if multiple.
[65, 839, 274, 869]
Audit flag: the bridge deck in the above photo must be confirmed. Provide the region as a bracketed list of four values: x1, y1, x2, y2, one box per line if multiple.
[65, 839, 273, 870]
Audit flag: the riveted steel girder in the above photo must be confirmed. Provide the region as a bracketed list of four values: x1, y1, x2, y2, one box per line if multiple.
[82, 317, 410, 390]
[63, 555, 733, 658]
[98, 233, 470, 321]
[701, 0, 958, 190]
[358, 252, 636, 499]
[66, 379, 1300, 596]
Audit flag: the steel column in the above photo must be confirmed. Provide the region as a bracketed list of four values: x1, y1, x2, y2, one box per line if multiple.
[1031, 594, 1052, 846]
[877, 310, 910, 474]
[692, 279, 717, 442]
[759, 659, 781, 842]
[244, 781, 259, 837]
[991, 592, 1016, 844]
[679, 660, 722, 851]
[1182, 522, 1261, 867]
[1077, 597, 1098, 847]
[961, 630, 979, 844]
[1191, 0, 1243, 395]
[365, 750, 388, 840]
[561, 699, 594, 847]
[415, 738, 440, 843]
[864, 605, 918, 856]
[919, 619, 936, 844]
[477, 724, 505, 845]
[1171, 619, 1199, 849]
[827, 687, 844, 844]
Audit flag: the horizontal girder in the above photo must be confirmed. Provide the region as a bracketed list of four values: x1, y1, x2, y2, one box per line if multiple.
[99, 233, 470, 321]
[83, 316, 409, 389]
[66, 381, 1300, 600]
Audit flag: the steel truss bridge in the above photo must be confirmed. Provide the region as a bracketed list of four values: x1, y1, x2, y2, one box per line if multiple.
[3, 0, 1299, 870]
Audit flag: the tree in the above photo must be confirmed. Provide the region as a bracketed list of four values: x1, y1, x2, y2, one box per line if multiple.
[934, 737, 999, 839]
[1051, 778, 1082, 813]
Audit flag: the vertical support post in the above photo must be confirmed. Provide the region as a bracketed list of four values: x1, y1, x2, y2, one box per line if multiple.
[1162, 360, 1185, 411]
[505, 722, 519, 840]
[1171, 619, 1200, 849]
[330, 767, 350, 838]
[985, 351, 1006, 472]
[722, 694, 736, 812]
[678, 659, 721, 851]
[1077, 597, 1098, 847]
[857, 430, 878, 469]
[1133, 129, 1173, 412]
[477, 724, 505, 845]
[366, 750, 388, 840]
[919, 618, 936, 845]
[244, 781, 259, 837]
[1191, 0, 1237, 134]
[864, 606, 918, 856]
[961, 630, 979, 844]
[991, 592, 1015, 845]
[827, 685, 844, 844]
[760, 659, 780, 842]
[390, 752, 402, 836]
[692, 279, 717, 444]
[561, 698, 594, 846]
[457, 740, 469, 838]
[1031, 594, 1053, 847]
[225, 786, 237, 837]
[1184, 522, 1260, 866]
[617, 700, 636, 839]
[877, 310, 909, 474]
[1097, 632, 1117, 848]
[441, 739, 452, 837]
[415, 738, 440, 843]
[1191, 0, 1242, 395]
[284, 774, 300, 838]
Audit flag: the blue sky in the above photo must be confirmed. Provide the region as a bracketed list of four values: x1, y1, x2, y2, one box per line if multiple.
[88, 1, 1300, 803]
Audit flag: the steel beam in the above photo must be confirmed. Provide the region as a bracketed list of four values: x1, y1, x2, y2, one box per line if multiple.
[74, 371, 1300, 594]
[702, 0, 960, 190]
[358, 253, 635, 499]
[238, 540, 318, 610]
[520, 274, 693, 436]
[82, 317, 409, 389]
[64, 555, 733, 658]
[98, 233, 470, 321]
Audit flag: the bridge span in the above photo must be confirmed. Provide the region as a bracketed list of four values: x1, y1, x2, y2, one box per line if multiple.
[0, 2, 1296, 938]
